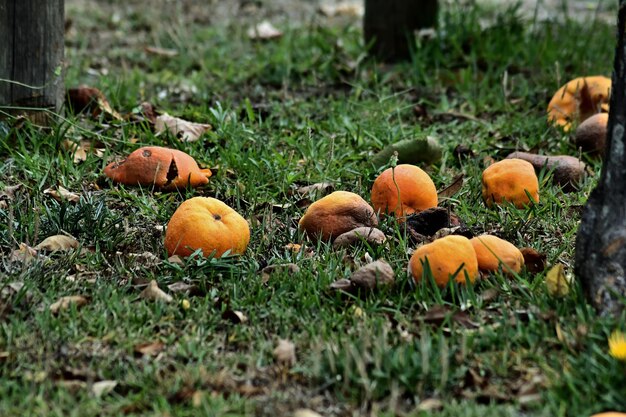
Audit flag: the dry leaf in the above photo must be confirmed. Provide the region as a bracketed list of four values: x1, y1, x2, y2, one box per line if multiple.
[319, 2, 364, 17]
[0, 184, 22, 209]
[260, 263, 300, 283]
[10, 243, 38, 264]
[134, 341, 165, 357]
[35, 235, 79, 252]
[546, 264, 571, 297]
[247, 21, 283, 40]
[350, 259, 395, 291]
[43, 186, 80, 203]
[145, 46, 178, 57]
[139, 280, 173, 303]
[437, 174, 465, 199]
[293, 409, 323, 417]
[91, 380, 118, 398]
[62, 139, 105, 163]
[155, 113, 211, 142]
[333, 227, 387, 249]
[167, 282, 199, 295]
[67, 86, 123, 120]
[520, 247, 547, 273]
[417, 398, 443, 412]
[167, 255, 185, 266]
[50, 295, 89, 314]
[296, 182, 334, 196]
[222, 310, 248, 324]
[273, 339, 296, 366]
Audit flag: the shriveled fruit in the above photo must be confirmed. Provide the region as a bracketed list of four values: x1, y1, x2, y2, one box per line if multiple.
[104, 146, 212, 190]
[298, 191, 377, 241]
[409, 235, 479, 287]
[505, 152, 586, 191]
[482, 159, 539, 208]
[370, 164, 438, 219]
[470, 234, 524, 275]
[547, 76, 611, 131]
[164, 197, 250, 258]
[574, 112, 608, 156]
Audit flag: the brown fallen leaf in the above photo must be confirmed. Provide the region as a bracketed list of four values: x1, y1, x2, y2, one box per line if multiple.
[91, 380, 118, 398]
[35, 235, 79, 252]
[294, 409, 323, 417]
[350, 259, 395, 291]
[67, 86, 122, 120]
[144, 46, 178, 57]
[139, 280, 173, 303]
[260, 263, 300, 283]
[167, 281, 201, 296]
[134, 341, 165, 357]
[296, 182, 334, 197]
[247, 21, 283, 40]
[319, 2, 364, 17]
[50, 295, 89, 314]
[222, 310, 248, 324]
[0, 184, 22, 209]
[422, 305, 479, 329]
[437, 174, 465, 199]
[520, 247, 547, 273]
[10, 243, 38, 264]
[155, 113, 211, 142]
[43, 186, 80, 203]
[417, 398, 443, 412]
[333, 227, 387, 249]
[62, 139, 105, 163]
[273, 339, 296, 366]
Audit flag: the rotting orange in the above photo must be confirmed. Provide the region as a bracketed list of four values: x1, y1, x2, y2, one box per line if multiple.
[590, 414, 626, 417]
[547, 76, 611, 131]
[370, 164, 438, 219]
[482, 159, 539, 208]
[409, 235, 479, 287]
[574, 112, 608, 156]
[470, 234, 524, 275]
[298, 191, 377, 241]
[164, 197, 250, 258]
[104, 146, 212, 190]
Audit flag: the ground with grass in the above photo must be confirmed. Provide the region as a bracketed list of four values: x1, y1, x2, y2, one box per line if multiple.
[1, 1, 625, 416]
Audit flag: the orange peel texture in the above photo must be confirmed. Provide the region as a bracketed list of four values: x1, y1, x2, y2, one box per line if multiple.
[104, 146, 212, 190]
[409, 235, 479, 287]
[482, 159, 539, 208]
[370, 164, 438, 219]
[165, 197, 250, 258]
[547, 76, 611, 131]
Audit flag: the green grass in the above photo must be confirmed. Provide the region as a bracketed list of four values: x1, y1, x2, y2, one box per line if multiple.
[1, 1, 625, 416]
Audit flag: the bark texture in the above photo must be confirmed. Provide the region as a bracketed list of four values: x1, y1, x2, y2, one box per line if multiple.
[0, 0, 65, 118]
[575, 1, 626, 316]
[364, 0, 438, 62]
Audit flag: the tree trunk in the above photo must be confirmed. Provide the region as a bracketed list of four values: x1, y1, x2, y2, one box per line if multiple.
[364, 0, 438, 63]
[0, 0, 65, 122]
[574, 1, 626, 316]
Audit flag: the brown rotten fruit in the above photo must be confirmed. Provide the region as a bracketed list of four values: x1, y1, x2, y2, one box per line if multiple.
[298, 191, 378, 241]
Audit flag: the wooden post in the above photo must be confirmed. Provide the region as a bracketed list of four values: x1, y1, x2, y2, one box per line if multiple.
[574, 1, 626, 316]
[364, 0, 438, 62]
[0, 0, 65, 121]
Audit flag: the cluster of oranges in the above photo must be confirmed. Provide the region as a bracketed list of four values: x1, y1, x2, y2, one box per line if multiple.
[299, 163, 529, 288]
[101, 74, 609, 287]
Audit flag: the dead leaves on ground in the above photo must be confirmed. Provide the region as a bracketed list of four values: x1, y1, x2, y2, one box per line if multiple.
[50, 295, 89, 314]
[154, 113, 212, 142]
